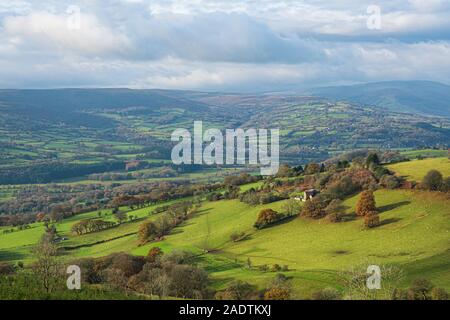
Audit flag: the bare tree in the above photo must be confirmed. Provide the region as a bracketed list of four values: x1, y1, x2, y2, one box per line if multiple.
[338, 262, 403, 300]
[32, 235, 61, 294]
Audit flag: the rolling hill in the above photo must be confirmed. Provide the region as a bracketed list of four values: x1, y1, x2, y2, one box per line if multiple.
[1, 180, 449, 298]
[303, 81, 450, 117]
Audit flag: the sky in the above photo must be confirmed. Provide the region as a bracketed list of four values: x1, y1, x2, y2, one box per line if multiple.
[1, 0, 450, 91]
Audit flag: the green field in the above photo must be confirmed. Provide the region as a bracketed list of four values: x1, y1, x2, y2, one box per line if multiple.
[399, 149, 448, 159]
[2, 185, 448, 298]
[387, 157, 450, 181]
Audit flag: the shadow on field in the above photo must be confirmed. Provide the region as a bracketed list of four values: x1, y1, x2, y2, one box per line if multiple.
[378, 201, 411, 213]
[0, 249, 25, 262]
[169, 208, 213, 235]
[378, 217, 402, 227]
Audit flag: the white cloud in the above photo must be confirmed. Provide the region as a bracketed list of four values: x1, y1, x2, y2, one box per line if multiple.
[3, 11, 130, 56]
[0, 0, 449, 90]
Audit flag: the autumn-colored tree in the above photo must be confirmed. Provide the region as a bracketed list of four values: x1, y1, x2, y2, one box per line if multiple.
[276, 164, 294, 178]
[254, 209, 280, 229]
[364, 211, 380, 228]
[264, 287, 290, 300]
[147, 247, 163, 262]
[422, 170, 443, 191]
[138, 221, 158, 245]
[355, 190, 376, 216]
[305, 163, 321, 175]
[36, 212, 46, 222]
[301, 197, 326, 219]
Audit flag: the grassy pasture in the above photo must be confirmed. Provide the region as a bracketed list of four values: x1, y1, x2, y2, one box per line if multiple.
[1, 184, 449, 298]
[399, 149, 448, 159]
[387, 157, 450, 181]
[135, 189, 450, 297]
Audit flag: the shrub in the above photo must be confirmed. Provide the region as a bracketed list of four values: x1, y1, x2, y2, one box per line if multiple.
[230, 231, 246, 242]
[325, 199, 346, 222]
[264, 287, 290, 300]
[324, 176, 359, 200]
[147, 247, 163, 262]
[407, 278, 434, 300]
[441, 177, 450, 192]
[373, 166, 390, 179]
[271, 264, 282, 272]
[282, 198, 302, 216]
[391, 288, 409, 300]
[276, 164, 294, 178]
[259, 264, 269, 272]
[215, 281, 257, 300]
[431, 287, 448, 300]
[327, 213, 341, 223]
[379, 174, 400, 189]
[311, 287, 342, 300]
[356, 190, 376, 216]
[0, 262, 15, 275]
[421, 170, 443, 191]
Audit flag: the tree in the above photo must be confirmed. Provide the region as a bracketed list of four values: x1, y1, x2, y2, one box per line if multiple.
[147, 247, 163, 262]
[138, 221, 159, 244]
[305, 163, 320, 175]
[36, 212, 46, 222]
[276, 164, 293, 178]
[301, 198, 326, 219]
[339, 264, 403, 300]
[324, 176, 359, 200]
[325, 199, 346, 222]
[408, 278, 434, 300]
[169, 264, 209, 299]
[431, 287, 448, 300]
[379, 174, 400, 189]
[422, 170, 443, 191]
[32, 235, 61, 294]
[282, 198, 302, 216]
[355, 190, 376, 217]
[364, 211, 380, 228]
[114, 211, 127, 224]
[254, 209, 280, 228]
[215, 280, 256, 300]
[366, 153, 380, 168]
[293, 165, 304, 175]
[441, 177, 450, 192]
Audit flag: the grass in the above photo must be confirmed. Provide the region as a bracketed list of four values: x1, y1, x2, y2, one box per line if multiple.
[399, 149, 448, 159]
[387, 157, 450, 181]
[133, 189, 450, 297]
[1, 184, 449, 298]
[0, 199, 187, 263]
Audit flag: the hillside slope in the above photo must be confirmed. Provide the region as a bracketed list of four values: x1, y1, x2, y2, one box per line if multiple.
[303, 81, 450, 117]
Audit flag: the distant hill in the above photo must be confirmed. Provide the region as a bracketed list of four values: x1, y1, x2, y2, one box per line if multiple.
[0, 88, 208, 128]
[302, 81, 450, 117]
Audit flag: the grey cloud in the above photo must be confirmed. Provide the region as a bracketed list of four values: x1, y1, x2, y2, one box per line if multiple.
[0, 0, 449, 90]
